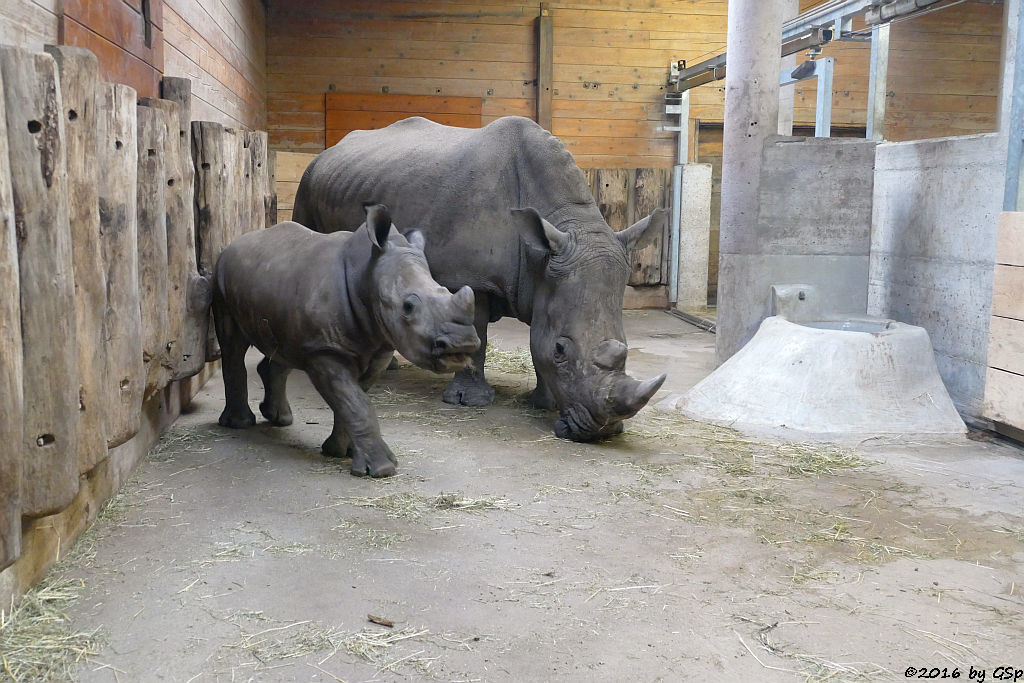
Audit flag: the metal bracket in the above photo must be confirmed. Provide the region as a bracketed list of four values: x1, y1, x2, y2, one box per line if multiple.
[778, 57, 834, 137]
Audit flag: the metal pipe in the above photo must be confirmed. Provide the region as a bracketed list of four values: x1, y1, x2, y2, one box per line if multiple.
[668, 90, 689, 305]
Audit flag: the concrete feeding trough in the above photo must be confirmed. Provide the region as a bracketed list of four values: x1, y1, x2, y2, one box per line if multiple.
[658, 285, 967, 440]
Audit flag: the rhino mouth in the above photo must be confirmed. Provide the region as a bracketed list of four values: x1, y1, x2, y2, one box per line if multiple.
[432, 352, 473, 373]
[553, 403, 624, 442]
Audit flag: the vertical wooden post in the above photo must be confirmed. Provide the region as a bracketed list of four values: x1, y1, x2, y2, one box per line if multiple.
[45, 45, 109, 475]
[0, 62, 23, 569]
[98, 82, 144, 448]
[160, 77, 210, 380]
[629, 168, 671, 286]
[594, 168, 631, 233]
[247, 130, 270, 230]
[266, 148, 278, 227]
[0, 47, 80, 517]
[536, 3, 553, 132]
[136, 104, 171, 399]
[193, 121, 241, 360]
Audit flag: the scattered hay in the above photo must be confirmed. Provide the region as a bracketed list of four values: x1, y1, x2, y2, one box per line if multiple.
[263, 542, 316, 556]
[346, 492, 519, 521]
[432, 493, 517, 512]
[225, 616, 433, 675]
[486, 344, 533, 376]
[149, 424, 219, 462]
[360, 529, 411, 550]
[0, 576, 104, 682]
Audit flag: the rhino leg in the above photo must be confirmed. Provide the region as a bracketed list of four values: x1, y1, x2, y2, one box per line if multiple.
[306, 355, 397, 478]
[360, 350, 397, 391]
[257, 356, 293, 426]
[528, 369, 557, 410]
[214, 303, 256, 429]
[442, 294, 495, 407]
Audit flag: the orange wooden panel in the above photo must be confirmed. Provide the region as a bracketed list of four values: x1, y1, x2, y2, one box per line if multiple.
[326, 110, 480, 132]
[64, 0, 164, 70]
[326, 92, 482, 115]
[62, 18, 160, 97]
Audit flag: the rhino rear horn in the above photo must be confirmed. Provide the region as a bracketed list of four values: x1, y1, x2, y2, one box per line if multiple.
[363, 203, 393, 251]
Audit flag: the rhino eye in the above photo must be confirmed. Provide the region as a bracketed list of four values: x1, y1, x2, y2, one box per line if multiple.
[554, 339, 568, 361]
[403, 300, 415, 315]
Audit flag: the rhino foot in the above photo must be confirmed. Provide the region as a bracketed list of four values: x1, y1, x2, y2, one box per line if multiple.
[322, 433, 352, 459]
[219, 407, 256, 429]
[443, 373, 495, 407]
[528, 385, 557, 411]
[349, 447, 398, 478]
[260, 400, 293, 427]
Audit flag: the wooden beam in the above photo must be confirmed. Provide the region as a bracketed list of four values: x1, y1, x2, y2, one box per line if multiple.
[536, 3, 552, 131]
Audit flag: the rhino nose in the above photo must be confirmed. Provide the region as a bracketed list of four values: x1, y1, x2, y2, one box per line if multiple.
[594, 339, 628, 371]
[434, 325, 480, 355]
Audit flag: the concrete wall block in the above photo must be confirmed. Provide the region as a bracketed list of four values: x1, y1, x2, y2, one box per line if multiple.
[721, 136, 877, 256]
[677, 163, 712, 309]
[720, 253, 870, 342]
[869, 133, 1004, 419]
[872, 134, 1002, 262]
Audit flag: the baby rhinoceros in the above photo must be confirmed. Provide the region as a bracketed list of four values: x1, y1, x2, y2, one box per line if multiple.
[213, 203, 480, 477]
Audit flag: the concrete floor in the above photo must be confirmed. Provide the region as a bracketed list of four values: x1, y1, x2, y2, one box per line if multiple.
[50, 311, 1024, 681]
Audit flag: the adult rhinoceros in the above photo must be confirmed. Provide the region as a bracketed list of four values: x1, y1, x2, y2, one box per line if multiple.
[292, 116, 667, 442]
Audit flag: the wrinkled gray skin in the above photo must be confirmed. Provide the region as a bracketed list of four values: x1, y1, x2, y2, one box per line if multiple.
[293, 116, 667, 442]
[213, 204, 480, 477]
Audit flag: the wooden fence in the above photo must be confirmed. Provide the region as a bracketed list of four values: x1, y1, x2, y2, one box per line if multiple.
[0, 44, 275, 574]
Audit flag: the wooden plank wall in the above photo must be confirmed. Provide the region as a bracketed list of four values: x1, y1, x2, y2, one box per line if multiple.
[325, 93, 483, 146]
[0, 1, 59, 52]
[267, 0, 1003, 163]
[885, 0, 1003, 142]
[984, 212, 1024, 435]
[0, 0, 266, 129]
[162, 0, 267, 130]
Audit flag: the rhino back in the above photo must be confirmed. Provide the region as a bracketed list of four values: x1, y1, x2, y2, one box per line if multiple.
[216, 223, 366, 362]
[296, 117, 601, 299]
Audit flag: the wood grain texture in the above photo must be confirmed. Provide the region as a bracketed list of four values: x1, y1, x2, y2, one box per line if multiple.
[0, 47, 80, 517]
[97, 82, 144, 448]
[593, 168, 631, 233]
[192, 120, 242, 360]
[992, 265, 1024, 322]
[629, 167, 669, 286]
[44, 45, 109, 475]
[136, 104, 172, 399]
[247, 130, 270, 229]
[996, 211, 1024, 267]
[983, 366, 1024, 431]
[159, 77, 211, 380]
[0, 61, 23, 570]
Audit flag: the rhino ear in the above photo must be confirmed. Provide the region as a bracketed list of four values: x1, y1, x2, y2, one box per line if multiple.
[512, 207, 568, 254]
[616, 207, 668, 252]
[363, 202, 393, 252]
[403, 229, 426, 252]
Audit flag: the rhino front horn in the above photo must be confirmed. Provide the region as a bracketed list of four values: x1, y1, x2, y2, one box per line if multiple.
[612, 373, 667, 416]
[452, 286, 475, 316]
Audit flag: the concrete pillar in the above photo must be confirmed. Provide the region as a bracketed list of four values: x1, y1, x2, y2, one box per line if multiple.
[778, 0, 799, 135]
[676, 163, 712, 309]
[716, 0, 785, 363]
[999, 0, 1024, 209]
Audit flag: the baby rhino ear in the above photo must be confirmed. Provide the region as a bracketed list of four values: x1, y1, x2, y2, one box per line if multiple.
[363, 202, 393, 252]
[403, 229, 426, 252]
